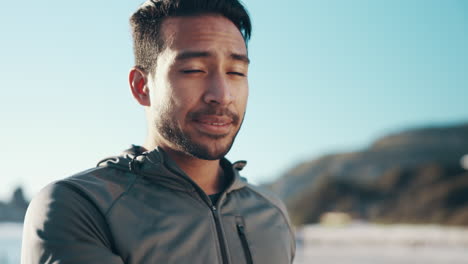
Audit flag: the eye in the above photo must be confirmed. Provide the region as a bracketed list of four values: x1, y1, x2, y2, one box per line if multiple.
[227, 71, 246, 77]
[181, 69, 204, 74]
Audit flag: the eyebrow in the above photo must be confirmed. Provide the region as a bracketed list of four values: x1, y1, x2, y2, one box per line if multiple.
[175, 51, 250, 64]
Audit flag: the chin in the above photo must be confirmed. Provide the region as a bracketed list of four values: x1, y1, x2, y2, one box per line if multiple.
[186, 138, 235, 160]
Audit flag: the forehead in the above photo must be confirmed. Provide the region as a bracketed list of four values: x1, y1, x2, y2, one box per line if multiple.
[161, 14, 247, 54]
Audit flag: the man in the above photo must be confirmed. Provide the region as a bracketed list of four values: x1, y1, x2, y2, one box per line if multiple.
[21, 0, 296, 263]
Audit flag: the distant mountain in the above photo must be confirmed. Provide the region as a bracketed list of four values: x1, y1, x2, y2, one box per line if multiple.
[268, 123, 468, 226]
[0, 187, 29, 223]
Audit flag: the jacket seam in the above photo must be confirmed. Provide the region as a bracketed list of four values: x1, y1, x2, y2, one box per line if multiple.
[56, 180, 106, 218]
[104, 172, 140, 217]
[55, 181, 122, 257]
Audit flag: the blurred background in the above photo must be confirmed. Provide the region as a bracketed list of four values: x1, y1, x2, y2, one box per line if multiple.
[1, 0, 467, 263]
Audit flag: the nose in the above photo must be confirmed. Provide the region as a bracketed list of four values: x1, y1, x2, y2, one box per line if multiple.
[203, 72, 234, 106]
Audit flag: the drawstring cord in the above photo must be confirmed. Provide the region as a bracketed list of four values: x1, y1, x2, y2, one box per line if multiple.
[129, 153, 145, 173]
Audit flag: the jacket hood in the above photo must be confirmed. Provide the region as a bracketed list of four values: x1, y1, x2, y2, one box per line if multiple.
[96, 145, 248, 194]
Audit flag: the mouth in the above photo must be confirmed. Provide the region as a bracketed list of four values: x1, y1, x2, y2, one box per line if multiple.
[192, 116, 234, 136]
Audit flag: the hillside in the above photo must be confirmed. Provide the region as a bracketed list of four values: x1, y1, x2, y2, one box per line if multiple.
[268, 123, 468, 226]
[0, 187, 29, 223]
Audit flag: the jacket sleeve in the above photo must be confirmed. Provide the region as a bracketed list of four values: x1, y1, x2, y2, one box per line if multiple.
[21, 181, 124, 264]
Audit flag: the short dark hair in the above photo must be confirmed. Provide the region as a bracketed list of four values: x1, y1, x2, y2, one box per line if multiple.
[130, 0, 252, 74]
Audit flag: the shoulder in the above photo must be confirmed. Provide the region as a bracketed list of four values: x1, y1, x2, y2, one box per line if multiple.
[31, 164, 138, 218]
[229, 160, 287, 212]
[63, 165, 138, 212]
[22, 168, 128, 263]
[243, 183, 291, 218]
[229, 161, 290, 219]
[25, 178, 102, 230]
[23, 165, 138, 246]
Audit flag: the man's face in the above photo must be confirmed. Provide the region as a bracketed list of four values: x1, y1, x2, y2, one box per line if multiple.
[148, 14, 249, 160]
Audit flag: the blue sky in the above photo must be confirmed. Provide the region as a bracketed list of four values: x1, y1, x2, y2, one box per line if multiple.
[1, 0, 467, 200]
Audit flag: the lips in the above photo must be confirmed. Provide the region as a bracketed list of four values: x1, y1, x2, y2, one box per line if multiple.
[192, 115, 233, 135]
[195, 116, 233, 126]
[187, 107, 239, 136]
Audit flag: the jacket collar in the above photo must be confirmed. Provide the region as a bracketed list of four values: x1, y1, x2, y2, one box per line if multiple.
[98, 145, 248, 194]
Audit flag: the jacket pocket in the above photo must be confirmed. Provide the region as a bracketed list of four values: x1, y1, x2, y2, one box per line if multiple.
[235, 216, 254, 264]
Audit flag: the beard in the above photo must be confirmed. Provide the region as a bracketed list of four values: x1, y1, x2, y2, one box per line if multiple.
[155, 105, 243, 160]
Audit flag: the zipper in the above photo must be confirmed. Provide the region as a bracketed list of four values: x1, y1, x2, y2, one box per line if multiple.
[236, 217, 253, 264]
[163, 161, 231, 264]
[211, 205, 230, 264]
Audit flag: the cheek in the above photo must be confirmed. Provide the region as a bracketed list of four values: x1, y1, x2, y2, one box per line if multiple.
[237, 85, 249, 110]
[162, 88, 198, 122]
[167, 74, 204, 105]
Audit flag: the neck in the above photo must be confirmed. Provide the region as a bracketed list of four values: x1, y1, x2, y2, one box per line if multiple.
[144, 139, 226, 195]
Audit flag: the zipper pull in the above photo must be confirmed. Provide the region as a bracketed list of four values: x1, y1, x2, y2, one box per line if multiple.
[236, 219, 254, 264]
[237, 223, 245, 233]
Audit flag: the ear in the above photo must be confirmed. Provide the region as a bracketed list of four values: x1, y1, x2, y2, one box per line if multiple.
[129, 67, 150, 106]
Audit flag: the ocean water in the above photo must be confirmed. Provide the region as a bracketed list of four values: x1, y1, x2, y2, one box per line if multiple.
[0, 223, 22, 264]
[2, 222, 468, 264]
[294, 223, 468, 264]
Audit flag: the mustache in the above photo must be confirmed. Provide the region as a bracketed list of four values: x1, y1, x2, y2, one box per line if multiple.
[188, 107, 240, 124]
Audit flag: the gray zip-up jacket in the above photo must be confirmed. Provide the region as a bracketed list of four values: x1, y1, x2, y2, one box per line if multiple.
[22, 146, 296, 264]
